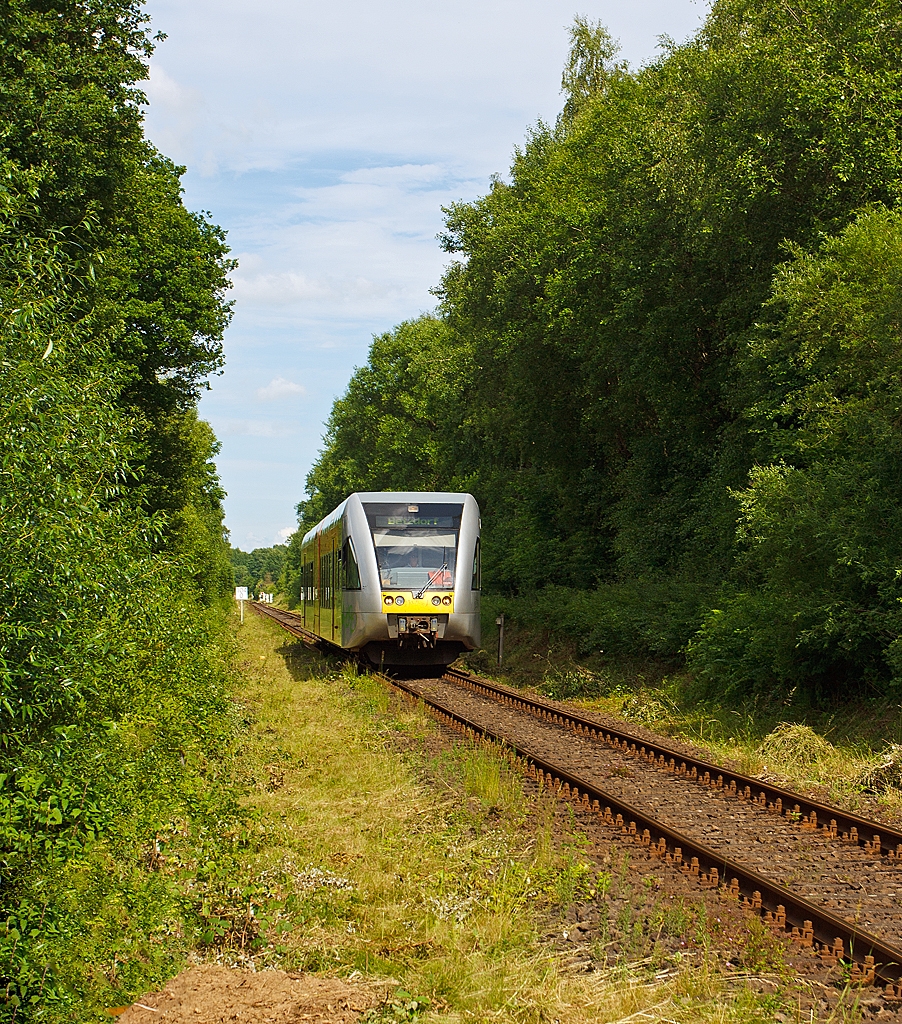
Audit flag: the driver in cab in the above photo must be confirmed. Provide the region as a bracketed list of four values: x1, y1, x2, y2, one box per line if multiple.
[380, 548, 420, 586]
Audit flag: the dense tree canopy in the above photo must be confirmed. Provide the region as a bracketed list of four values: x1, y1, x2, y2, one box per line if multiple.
[231, 544, 289, 596]
[294, 0, 902, 697]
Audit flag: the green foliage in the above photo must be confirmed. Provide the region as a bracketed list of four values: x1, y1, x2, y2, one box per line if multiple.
[559, 16, 624, 124]
[142, 409, 233, 604]
[0, 0, 234, 415]
[0, 211, 232, 1015]
[0, 3, 235, 1016]
[297, 2, 902, 699]
[231, 544, 288, 596]
[689, 208, 902, 694]
[94, 151, 235, 416]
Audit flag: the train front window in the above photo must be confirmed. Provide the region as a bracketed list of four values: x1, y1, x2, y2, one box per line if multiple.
[363, 502, 463, 591]
[371, 528, 458, 590]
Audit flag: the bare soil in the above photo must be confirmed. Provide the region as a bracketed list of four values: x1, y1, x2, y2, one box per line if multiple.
[115, 966, 385, 1024]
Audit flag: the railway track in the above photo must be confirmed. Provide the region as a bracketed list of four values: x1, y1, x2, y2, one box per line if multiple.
[250, 601, 902, 994]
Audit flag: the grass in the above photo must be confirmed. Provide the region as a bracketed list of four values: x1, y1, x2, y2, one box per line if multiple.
[176, 608, 866, 1023]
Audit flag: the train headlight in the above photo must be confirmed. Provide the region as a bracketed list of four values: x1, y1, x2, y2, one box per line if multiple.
[430, 617, 438, 632]
[394, 595, 405, 606]
[442, 595, 452, 605]
[398, 617, 407, 631]
[431, 596, 441, 606]
[384, 595, 394, 606]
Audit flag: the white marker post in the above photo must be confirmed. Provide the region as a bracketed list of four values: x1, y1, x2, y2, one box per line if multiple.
[235, 586, 248, 623]
[496, 613, 505, 666]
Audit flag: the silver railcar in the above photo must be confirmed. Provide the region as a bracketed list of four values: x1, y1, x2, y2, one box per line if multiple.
[298, 491, 481, 668]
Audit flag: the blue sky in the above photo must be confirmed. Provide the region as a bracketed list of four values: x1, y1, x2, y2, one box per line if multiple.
[141, 0, 706, 551]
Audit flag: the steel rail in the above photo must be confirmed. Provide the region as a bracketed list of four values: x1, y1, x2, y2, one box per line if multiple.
[250, 602, 349, 656]
[252, 600, 902, 990]
[442, 667, 902, 861]
[393, 676, 902, 991]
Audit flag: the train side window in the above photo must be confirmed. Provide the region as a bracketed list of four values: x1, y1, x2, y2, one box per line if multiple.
[342, 538, 361, 590]
[471, 538, 481, 590]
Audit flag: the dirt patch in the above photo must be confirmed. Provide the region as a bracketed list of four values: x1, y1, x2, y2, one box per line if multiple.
[115, 965, 385, 1024]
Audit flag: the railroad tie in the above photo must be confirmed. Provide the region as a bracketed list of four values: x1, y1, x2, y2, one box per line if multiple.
[665, 847, 683, 868]
[700, 866, 719, 888]
[818, 937, 844, 965]
[865, 834, 882, 855]
[741, 890, 762, 910]
[789, 920, 814, 947]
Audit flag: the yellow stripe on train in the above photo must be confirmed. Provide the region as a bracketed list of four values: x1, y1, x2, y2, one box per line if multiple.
[382, 593, 454, 614]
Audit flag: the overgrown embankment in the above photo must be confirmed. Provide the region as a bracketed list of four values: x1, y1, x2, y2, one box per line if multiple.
[113, 608, 831, 1024]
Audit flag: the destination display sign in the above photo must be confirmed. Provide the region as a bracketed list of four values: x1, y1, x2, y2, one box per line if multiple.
[363, 501, 463, 530]
[376, 516, 454, 527]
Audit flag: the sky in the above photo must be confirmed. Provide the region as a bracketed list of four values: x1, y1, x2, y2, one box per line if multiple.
[141, 0, 707, 551]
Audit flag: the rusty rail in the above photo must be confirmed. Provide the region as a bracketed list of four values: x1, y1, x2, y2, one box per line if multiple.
[394, 676, 902, 991]
[251, 602, 344, 653]
[442, 667, 902, 862]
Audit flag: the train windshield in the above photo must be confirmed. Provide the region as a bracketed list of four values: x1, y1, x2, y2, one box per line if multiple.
[363, 502, 462, 591]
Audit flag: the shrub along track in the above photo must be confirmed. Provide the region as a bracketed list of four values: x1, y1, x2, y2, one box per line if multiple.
[251, 602, 902, 1002]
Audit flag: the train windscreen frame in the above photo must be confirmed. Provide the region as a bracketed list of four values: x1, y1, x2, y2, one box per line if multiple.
[362, 502, 463, 591]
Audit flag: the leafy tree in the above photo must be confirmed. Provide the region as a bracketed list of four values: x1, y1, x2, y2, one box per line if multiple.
[0, 5, 235, 1013]
[559, 15, 623, 124]
[690, 208, 902, 693]
[231, 545, 288, 596]
[0, 0, 235, 542]
[143, 409, 233, 603]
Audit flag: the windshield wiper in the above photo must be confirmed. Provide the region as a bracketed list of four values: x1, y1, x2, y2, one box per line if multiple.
[415, 563, 448, 600]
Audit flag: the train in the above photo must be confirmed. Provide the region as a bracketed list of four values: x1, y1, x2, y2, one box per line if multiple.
[297, 491, 481, 669]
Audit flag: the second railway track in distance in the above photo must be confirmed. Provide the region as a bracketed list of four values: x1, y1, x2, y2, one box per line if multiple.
[251, 601, 902, 997]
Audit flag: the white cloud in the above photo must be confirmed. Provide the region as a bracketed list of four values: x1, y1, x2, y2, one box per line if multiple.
[277, 526, 295, 543]
[256, 377, 307, 400]
[221, 160, 483, 318]
[215, 418, 297, 438]
[234, 272, 333, 305]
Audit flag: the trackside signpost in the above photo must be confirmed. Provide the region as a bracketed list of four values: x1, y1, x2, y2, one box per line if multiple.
[235, 586, 248, 623]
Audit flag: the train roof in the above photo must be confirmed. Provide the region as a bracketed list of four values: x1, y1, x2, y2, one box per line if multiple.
[301, 491, 476, 546]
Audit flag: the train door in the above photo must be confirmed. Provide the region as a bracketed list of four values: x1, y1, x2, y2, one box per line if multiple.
[340, 534, 361, 648]
[301, 557, 313, 629]
[315, 534, 321, 637]
[319, 545, 332, 641]
[331, 531, 339, 642]
[300, 549, 306, 627]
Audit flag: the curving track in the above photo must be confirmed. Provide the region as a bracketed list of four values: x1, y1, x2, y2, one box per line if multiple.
[251, 601, 902, 996]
